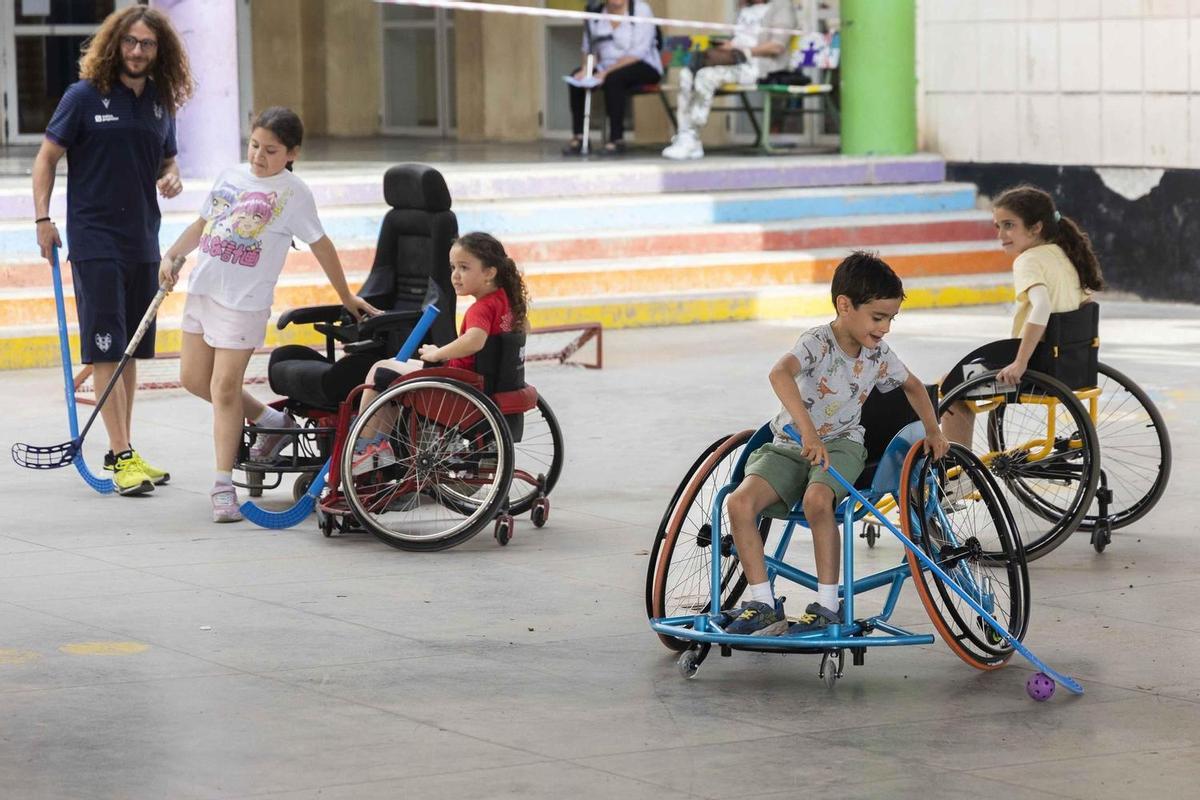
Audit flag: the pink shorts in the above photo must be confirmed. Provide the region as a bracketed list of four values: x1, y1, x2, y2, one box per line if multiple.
[181, 293, 271, 350]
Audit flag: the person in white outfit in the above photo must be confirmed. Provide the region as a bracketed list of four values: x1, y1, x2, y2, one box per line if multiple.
[663, 0, 797, 160]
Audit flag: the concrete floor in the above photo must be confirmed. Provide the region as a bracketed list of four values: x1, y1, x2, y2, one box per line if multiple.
[1, 302, 1198, 799]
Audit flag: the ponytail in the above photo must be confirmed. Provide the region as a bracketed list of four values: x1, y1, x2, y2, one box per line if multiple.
[454, 232, 530, 331]
[994, 184, 1104, 293]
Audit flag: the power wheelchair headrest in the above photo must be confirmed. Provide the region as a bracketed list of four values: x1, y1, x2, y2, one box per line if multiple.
[383, 164, 452, 212]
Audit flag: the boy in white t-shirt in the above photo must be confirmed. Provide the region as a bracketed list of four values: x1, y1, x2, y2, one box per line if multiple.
[159, 107, 377, 522]
[723, 252, 949, 636]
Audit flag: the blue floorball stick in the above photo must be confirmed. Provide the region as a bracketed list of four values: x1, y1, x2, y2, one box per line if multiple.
[240, 303, 441, 529]
[12, 248, 184, 482]
[21, 246, 112, 492]
[782, 424, 1084, 696]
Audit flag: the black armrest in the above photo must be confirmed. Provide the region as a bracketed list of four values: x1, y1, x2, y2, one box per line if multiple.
[276, 304, 345, 330]
[356, 309, 422, 339]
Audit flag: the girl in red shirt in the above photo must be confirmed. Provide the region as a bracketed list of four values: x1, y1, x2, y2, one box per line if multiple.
[351, 232, 530, 474]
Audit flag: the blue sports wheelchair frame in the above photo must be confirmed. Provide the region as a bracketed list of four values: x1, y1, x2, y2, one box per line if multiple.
[649, 422, 1083, 694]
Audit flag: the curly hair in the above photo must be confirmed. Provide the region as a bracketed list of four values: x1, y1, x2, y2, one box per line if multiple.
[78, 7, 195, 115]
[993, 185, 1105, 293]
[454, 232, 530, 331]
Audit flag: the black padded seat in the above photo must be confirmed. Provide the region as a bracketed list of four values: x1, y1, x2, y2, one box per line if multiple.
[267, 164, 458, 411]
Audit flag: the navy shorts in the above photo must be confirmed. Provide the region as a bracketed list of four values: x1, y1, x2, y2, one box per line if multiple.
[70, 259, 158, 363]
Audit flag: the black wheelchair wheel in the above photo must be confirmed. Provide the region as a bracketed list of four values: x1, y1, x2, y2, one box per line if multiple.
[647, 429, 771, 651]
[341, 377, 514, 552]
[900, 443, 1030, 670]
[506, 396, 564, 516]
[940, 368, 1100, 562]
[1076, 362, 1171, 532]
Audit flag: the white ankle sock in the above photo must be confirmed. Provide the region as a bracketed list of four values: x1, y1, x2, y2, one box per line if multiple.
[749, 581, 774, 606]
[214, 471, 233, 488]
[255, 406, 286, 427]
[817, 583, 839, 612]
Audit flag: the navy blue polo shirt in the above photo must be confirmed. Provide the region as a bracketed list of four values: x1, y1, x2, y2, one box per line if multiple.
[45, 79, 177, 264]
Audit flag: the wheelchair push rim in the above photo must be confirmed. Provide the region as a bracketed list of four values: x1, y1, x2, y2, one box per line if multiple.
[340, 376, 515, 551]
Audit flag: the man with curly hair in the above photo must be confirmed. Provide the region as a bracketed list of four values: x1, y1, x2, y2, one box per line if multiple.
[32, 6, 195, 496]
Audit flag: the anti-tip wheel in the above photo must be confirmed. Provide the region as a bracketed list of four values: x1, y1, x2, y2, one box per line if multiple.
[531, 497, 549, 528]
[1026, 671, 1055, 701]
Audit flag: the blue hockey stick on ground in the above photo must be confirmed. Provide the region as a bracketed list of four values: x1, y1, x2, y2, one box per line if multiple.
[37, 247, 112, 493]
[240, 303, 441, 529]
[782, 424, 1084, 695]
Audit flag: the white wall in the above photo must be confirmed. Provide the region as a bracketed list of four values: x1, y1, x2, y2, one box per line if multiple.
[919, 0, 1200, 168]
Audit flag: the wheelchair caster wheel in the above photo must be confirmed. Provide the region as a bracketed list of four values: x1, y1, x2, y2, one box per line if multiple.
[494, 515, 514, 546]
[861, 524, 879, 548]
[677, 644, 709, 679]
[246, 471, 264, 499]
[531, 497, 549, 528]
[1026, 672, 1055, 701]
[293, 474, 313, 503]
[318, 509, 335, 537]
[819, 650, 844, 689]
[1091, 520, 1112, 553]
[978, 615, 1005, 647]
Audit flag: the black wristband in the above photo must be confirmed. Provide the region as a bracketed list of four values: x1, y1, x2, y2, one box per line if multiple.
[34, 217, 52, 224]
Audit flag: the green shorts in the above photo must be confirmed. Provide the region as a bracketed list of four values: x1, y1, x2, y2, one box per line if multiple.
[744, 437, 868, 519]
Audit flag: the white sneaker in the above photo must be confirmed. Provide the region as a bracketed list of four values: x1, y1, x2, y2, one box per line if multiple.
[662, 131, 703, 160]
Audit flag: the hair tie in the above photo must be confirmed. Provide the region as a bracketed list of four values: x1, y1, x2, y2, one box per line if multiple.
[1053, 211, 1061, 222]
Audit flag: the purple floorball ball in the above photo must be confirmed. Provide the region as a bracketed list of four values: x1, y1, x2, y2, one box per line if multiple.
[1026, 672, 1055, 701]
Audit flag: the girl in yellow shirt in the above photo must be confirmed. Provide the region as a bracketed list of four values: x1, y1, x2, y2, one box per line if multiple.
[942, 184, 1105, 444]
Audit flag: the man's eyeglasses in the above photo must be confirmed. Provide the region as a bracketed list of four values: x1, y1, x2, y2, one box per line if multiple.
[120, 35, 158, 52]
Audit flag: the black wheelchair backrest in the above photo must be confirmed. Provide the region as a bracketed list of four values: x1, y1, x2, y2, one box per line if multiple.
[473, 331, 527, 396]
[1036, 302, 1099, 390]
[357, 164, 458, 348]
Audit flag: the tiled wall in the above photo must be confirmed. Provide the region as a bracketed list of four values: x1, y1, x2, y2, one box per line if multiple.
[919, 0, 1200, 167]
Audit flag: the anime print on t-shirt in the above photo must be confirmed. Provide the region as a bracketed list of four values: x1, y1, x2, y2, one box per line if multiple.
[198, 182, 292, 268]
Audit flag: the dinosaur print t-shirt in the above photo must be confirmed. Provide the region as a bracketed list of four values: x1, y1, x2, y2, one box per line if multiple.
[770, 323, 909, 446]
[186, 164, 325, 311]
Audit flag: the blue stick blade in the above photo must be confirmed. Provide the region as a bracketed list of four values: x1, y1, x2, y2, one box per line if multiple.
[240, 495, 317, 529]
[74, 455, 114, 494]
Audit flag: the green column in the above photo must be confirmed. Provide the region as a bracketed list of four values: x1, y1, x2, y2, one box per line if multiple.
[839, 0, 916, 155]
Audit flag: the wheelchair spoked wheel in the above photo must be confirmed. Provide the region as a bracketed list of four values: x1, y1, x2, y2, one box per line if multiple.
[900, 443, 1030, 670]
[940, 369, 1100, 562]
[341, 377, 515, 551]
[647, 429, 771, 651]
[1076, 362, 1172, 533]
[506, 396, 564, 517]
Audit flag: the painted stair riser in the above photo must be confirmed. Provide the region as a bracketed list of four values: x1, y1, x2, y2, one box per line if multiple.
[0, 248, 1009, 326]
[0, 218, 996, 289]
[0, 185, 980, 257]
[0, 156, 947, 222]
[0, 281, 1013, 371]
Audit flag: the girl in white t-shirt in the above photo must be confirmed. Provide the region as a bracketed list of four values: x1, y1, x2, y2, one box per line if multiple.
[942, 184, 1105, 445]
[159, 107, 378, 522]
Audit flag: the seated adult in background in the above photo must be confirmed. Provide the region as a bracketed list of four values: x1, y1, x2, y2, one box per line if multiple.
[563, 0, 662, 157]
[663, 0, 796, 160]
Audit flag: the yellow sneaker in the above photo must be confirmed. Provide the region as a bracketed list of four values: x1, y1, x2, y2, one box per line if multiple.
[106, 449, 170, 485]
[111, 450, 155, 496]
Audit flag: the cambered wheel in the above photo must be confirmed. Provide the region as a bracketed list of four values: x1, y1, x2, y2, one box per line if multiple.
[341, 377, 514, 552]
[646, 429, 771, 651]
[900, 442, 1030, 670]
[940, 368, 1100, 562]
[507, 397, 564, 516]
[1077, 362, 1171, 532]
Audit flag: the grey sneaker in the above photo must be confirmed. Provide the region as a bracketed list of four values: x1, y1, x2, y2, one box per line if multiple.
[211, 485, 244, 523]
[249, 413, 297, 463]
[787, 602, 841, 634]
[722, 599, 788, 636]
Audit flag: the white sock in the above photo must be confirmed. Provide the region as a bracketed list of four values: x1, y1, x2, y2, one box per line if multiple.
[214, 471, 233, 488]
[748, 581, 774, 606]
[817, 583, 839, 612]
[255, 406, 286, 427]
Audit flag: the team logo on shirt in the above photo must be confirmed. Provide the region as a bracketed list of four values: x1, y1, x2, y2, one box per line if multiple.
[94, 114, 120, 123]
[94, 333, 112, 353]
[101, 98, 110, 109]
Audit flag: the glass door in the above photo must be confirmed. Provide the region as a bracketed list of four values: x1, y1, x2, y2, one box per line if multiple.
[1, 0, 139, 144]
[380, 4, 456, 136]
